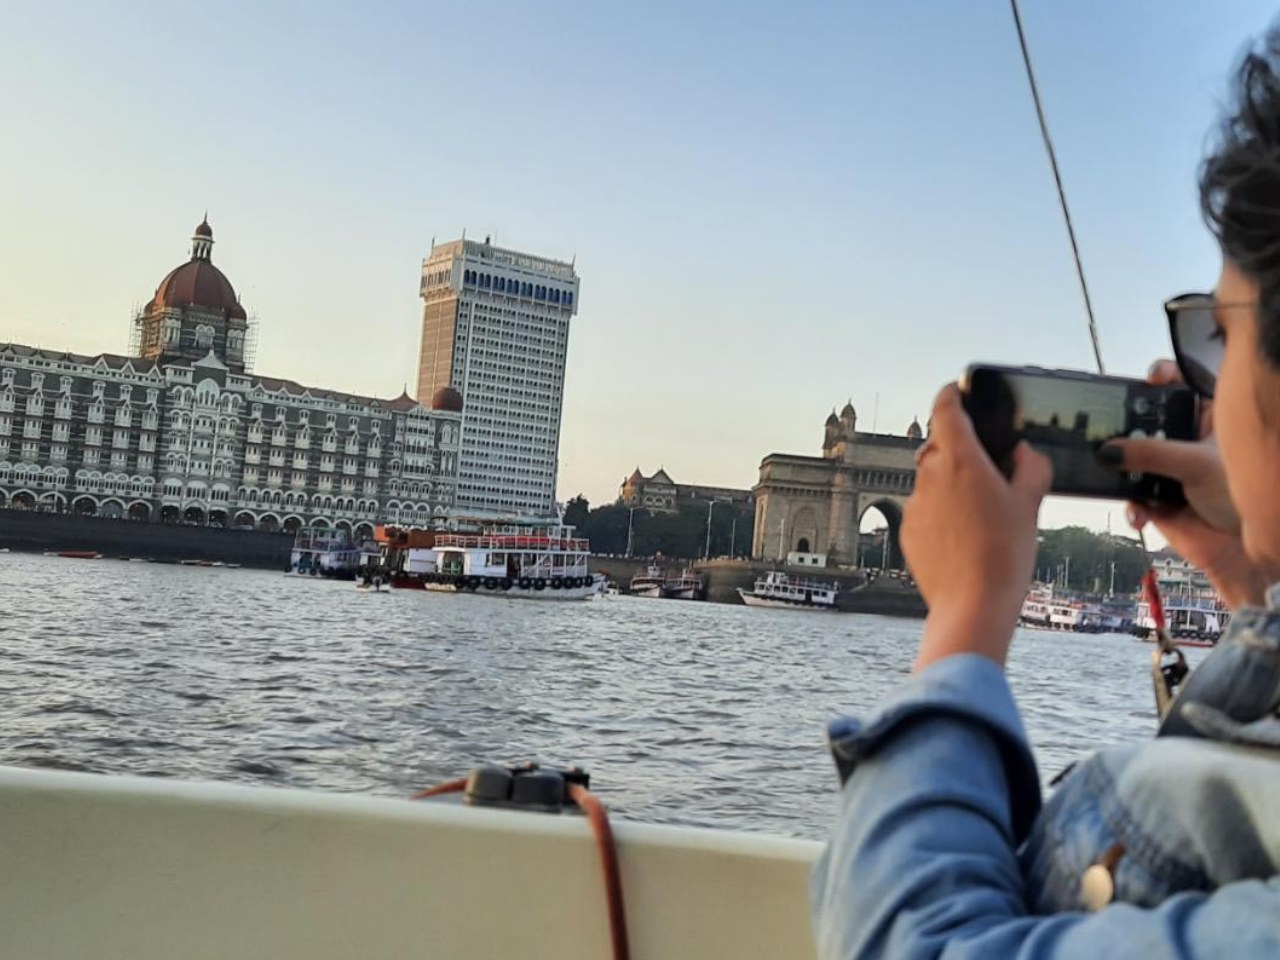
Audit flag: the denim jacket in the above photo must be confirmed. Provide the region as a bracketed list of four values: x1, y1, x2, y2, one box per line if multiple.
[811, 585, 1280, 958]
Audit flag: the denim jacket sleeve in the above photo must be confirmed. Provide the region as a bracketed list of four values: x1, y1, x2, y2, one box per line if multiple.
[810, 653, 1280, 959]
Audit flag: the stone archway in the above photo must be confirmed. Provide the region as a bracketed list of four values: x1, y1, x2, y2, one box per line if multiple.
[128, 501, 152, 522]
[183, 506, 205, 525]
[161, 505, 180, 524]
[208, 509, 228, 528]
[258, 514, 280, 532]
[72, 496, 98, 516]
[232, 511, 256, 529]
[11, 491, 35, 510]
[857, 498, 905, 571]
[282, 516, 303, 534]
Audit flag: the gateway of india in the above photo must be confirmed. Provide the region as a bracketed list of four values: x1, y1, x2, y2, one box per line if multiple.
[751, 402, 925, 568]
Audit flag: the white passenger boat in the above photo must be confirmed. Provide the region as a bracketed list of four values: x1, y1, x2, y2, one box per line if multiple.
[394, 521, 604, 600]
[287, 529, 364, 579]
[629, 564, 666, 598]
[663, 567, 703, 600]
[1018, 586, 1107, 633]
[737, 570, 838, 610]
[1131, 594, 1229, 647]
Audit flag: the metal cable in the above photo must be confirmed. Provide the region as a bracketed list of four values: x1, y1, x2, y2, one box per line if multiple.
[1009, 0, 1107, 374]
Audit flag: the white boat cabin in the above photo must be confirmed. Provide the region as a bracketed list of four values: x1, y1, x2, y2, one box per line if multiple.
[434, 524, 591, 583]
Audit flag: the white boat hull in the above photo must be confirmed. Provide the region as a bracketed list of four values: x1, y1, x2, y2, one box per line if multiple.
[737, 589, 835, 611]
[0, 766, 819, 959]
[630, 585, 663, 598]
[424, 576, 604, 601]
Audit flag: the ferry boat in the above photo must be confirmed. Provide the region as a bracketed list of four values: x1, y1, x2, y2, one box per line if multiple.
[1018, 586, 1108, 633]
[287, 529, 364, 579]
[381, 521, 603, 600]
[1131, 595, 1229, 647]
[662, 567, 703, 600]
[737, 570, 838, 610]
[375, 526, 441, 588]
[629, 564, 666, 598]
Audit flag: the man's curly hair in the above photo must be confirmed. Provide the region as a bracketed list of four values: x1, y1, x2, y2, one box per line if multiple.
[1201, 28, 1280, 366]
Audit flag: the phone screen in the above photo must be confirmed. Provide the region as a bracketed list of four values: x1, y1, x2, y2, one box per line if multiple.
[962, 366, 1195, 503]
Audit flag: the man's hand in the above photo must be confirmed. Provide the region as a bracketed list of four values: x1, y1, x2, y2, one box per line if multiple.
[904, 384, 1052, 671]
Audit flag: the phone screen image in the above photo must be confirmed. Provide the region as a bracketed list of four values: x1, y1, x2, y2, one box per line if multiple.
[962, 366, 1195, 503]
[1006, 373, 1127, 495]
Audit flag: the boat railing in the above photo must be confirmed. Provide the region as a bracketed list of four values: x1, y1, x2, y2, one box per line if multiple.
[433, 534, 590, 552]
[293, 530, 354, 550]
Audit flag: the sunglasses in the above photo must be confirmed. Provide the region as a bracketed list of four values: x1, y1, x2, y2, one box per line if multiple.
[1164, 292, 1247, 400]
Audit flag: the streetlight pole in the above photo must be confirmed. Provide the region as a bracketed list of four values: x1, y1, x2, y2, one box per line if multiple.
[625, 506, 636, 558]
[704, 499, 716, 560]
[729, 514, 737, 558]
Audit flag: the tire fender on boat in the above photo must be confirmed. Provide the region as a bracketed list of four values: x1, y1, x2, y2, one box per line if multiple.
[533, 578, 546, 591]
[500, 577, 513, 591]
[550, 578, 562, 590]
[484, 577, 498, 591]
[518, 577, 532, 590]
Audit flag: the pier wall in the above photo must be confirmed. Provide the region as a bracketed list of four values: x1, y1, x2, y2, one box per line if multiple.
[592, 554, 927, 618]
[0, 509, 294, 569]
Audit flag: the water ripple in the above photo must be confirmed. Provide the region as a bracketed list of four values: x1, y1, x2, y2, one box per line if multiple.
[0, 553, 1208, 839]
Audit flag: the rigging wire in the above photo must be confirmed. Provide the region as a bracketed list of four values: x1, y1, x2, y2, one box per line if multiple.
[1009, 0, 1107, 374]
[1009, 0, 1187, 716]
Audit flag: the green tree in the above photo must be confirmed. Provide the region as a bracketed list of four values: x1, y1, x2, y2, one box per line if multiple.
[1034, 526, 1147, 594]
[563, 494, 590, 529]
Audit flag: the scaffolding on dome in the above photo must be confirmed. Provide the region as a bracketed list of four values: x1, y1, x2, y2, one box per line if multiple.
[241, 313, 259, 373]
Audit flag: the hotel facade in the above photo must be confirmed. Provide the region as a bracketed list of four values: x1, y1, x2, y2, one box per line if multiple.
[0, 219, 462, 537]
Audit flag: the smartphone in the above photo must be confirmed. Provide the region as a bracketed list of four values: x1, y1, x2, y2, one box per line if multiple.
[959, 364, 1198, 504]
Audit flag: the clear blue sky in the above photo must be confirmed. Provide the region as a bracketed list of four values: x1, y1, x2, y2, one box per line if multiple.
[1, 1, 1275, 535]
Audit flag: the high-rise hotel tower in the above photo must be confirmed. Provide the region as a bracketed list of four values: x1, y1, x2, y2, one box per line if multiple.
[416, 237, 580, 518]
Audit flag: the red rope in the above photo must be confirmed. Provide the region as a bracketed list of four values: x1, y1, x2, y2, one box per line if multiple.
[1141, 568, 1167, 632]
[411, 776, 630, 960]
[568, 782, 630, 960]
[409, 777, 467, 801]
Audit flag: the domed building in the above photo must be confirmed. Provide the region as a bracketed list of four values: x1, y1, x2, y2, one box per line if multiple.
[0, 218, 464, 537]
[751, 404, 925, 567]
[133, 218, 253, 374]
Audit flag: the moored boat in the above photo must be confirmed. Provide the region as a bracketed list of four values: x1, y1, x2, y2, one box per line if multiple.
[1131, 595, 1228, 647]
[629, 564, 665, 598]
[45, 550, 102, 560]
[1018, 586, 1110, 633]
[288, 529, 364, 579]
[737, 570, 838, 610]
[662, 567, 704, 600]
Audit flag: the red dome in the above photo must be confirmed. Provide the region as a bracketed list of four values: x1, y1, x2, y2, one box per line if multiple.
[151, 259, 246, 319]
[430, 386, 464, 412]
[194, 217, 213, 238]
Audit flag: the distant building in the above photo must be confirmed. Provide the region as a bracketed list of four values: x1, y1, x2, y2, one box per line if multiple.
[619, 467, 754, 514]
[417, 236, 581, 519]
[751, 404, 924, 566]
[0, 218, 461, 535]
[1150, 547, 1215, 597]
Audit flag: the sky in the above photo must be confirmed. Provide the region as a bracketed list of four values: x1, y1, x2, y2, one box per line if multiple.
[1, 0, 1276, 537]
